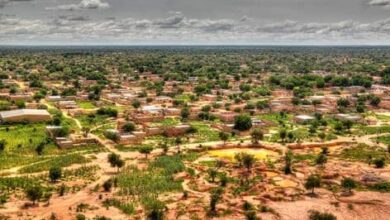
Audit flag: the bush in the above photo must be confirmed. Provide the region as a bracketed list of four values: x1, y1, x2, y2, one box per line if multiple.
[122, 122, 135, 133]
[49, 167, 62, 182]
[374, 158, 385, 168]
[234, 114, 252, 131]
[97, 107, 118, 117]
[25, 185, 43, 205]
[103, 179, 113, 192]
[308, 210, 337, 220]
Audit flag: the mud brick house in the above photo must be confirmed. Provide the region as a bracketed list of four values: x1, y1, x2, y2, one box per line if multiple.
[379, 97, 390, 110]
[213, 111, 238, 123]
[154, 96, 173, 104]
[294, 114, 315, 124]
[10, 94, 32, 102]
[164, 108, 181, 116]
[201, 94, 217, 102]
[145, 127, 165, 136]
[0, 109, 51, 123]
[141, 105, 163, 114]
[334, 113, 363, 122]
[117, 133, 144, 145]
[57, 100, 78, 109]
[131, 113, 164, 123]
[164, 124, 191, 137]
[46, 95, 63, 102]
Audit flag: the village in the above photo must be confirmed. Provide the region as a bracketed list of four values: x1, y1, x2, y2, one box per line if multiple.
[0, 47, 389, 220]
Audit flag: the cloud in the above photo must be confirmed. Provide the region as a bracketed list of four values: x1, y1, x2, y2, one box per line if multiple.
[46, 0, 109, 11]
[368, 0, 390, 8]
[1, 12, 390, 45]
[153, 12, 184, 28]
[0, 0, 33, 8]
[58, 15, 90, 21]
[368, 0, 390, 6]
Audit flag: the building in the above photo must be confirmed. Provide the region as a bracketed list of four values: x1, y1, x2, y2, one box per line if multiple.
[57, 101, 78, 109]
[334, 114, 362, 122]
[294, 115, 315, 124]
[0, 109, 51, 123]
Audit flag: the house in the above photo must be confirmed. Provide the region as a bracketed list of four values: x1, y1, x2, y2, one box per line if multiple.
[201, 94, 217, 102]
[214, 112, 238, 123]
[334, 114, 362, 122]
[164, 108, 181, 116]
[141, 105, 163, 114]
[47, 96, 63, 102]
[294, 115, 315, 124]
[154, 96, 173, 104]
[0, 109, 51, 123]
[9, 94, 32, 101]
[57, 101, 78, 109]
[164, 125, 191, 137]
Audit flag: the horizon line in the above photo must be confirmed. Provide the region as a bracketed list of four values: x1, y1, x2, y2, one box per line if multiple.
[1, 44, 390, 47]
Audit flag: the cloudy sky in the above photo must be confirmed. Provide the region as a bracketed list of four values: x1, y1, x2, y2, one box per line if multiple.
[0, 0, 390, 45]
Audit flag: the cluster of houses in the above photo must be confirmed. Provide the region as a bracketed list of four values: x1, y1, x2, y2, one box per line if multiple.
[0, 70, 389, 149]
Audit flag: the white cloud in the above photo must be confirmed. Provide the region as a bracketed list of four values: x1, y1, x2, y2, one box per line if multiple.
[46, 0, 110, 11]
[368, 0, 390, 9]
[368, 0, 390, 6]
[1, 12, 390, 45]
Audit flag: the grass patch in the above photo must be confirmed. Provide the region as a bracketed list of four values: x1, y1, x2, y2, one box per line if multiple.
[76, 101, 97, 109]
[368, 182, 390, 192]
[372, 135, 390, 145]
[18, 154, 89, 173]
[339, 144, 389, 162]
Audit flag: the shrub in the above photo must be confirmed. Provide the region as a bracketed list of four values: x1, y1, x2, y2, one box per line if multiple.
[234, 114, 252, 131]
[308, 210, 336, 220]
[49, 167, 62, 182]
[103, 179, 113, 192]
[374, 158, 385, 168]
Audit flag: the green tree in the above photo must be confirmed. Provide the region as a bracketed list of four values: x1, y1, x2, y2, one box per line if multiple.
[25, 185, 43, 205]
[284, 150, 293, 174]
[234, 114, 252, 131]
[0, 139, 7, 152]
[175, 137, 182, 154]
[251, 129, 264, 145]
[108, 153, 124, 172]
[242, 153, 256, 172]
[139, 145, 153, 159]
[180, 107, 190, 120]
[210, 187, 223, 213]
[279, 129, 287, 143]
[305, 174, 321, 194]
[49, 167, 62, 182]
[122, 122, 136, 133]
[341, 177, 357, 194]
[218, 132, 230, 145]
[208, 168, 218, 182]
[374, 158, 385, 168]
[315, 153, 327, 166]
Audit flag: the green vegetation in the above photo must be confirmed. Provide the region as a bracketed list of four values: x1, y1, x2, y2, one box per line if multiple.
[340, 144, 389, 163]
[77, 101, 97, 109]
[19, 154, 89, 173]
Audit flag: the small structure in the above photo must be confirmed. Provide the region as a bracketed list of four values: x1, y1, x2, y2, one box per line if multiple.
[46, 96, 63, 102]
[141, 105, 163, 114]
[57, 100, 78, 109]
[335, 114, 362, 122]
[0, 109, 51, 123]
[294, 115, 315, 124]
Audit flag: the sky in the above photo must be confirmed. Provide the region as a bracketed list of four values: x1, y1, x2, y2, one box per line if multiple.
[0, 0, 389, 45]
